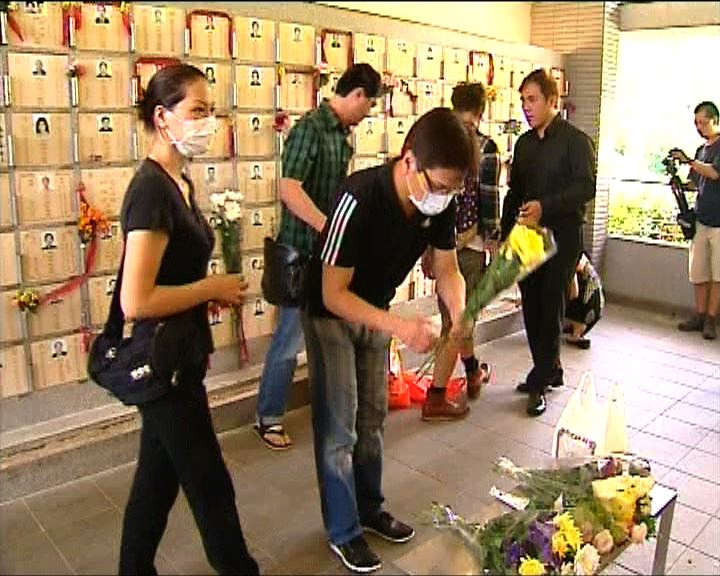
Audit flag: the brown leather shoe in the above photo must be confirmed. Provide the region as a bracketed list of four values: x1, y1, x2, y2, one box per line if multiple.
[467, 363, 493, 400]
[421, 387, 469, 421]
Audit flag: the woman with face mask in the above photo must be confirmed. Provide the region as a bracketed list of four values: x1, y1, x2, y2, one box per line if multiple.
[118, 64, 258, 575]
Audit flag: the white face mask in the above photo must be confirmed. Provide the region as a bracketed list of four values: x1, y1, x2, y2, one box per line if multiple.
[407, 173, 455, 216]
[166, 111, 216, 158]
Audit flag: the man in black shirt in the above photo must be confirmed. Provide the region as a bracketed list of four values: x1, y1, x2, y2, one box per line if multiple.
[500, 68, 596, 417]
[302, 108, 473, 573]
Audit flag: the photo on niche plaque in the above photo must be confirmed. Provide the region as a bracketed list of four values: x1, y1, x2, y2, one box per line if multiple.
[416, 43, 442, 80]
[8, 1, 64, 48]
[188, 11, 232, 59]
[15, 170, 74, 225]
[236, 65, 274, 109]
[75, 3, 129, 52]
[78, 57, 130, 108]
[8, 53, 69, 108]
[354, 33, 385, 72]
[321, 29, 352, 71]
[78, 113, 132, 163]
[278, 22, 315, 66]
[21, 226, 79, 284]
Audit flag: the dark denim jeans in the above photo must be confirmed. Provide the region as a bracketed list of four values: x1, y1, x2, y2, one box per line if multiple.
[301, 312, 390, 546]
[256, 305, 305, 427]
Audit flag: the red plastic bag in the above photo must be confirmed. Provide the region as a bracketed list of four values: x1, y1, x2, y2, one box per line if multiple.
[388, 374, 412, 409]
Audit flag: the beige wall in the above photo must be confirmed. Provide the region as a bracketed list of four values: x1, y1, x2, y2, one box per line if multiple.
[317, 1, 532, 44]
[620, 1, 720, 30]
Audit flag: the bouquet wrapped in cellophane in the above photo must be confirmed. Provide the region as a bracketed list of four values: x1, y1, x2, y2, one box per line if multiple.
[417, 224, 556, 378]
[431, 455, 656, 575]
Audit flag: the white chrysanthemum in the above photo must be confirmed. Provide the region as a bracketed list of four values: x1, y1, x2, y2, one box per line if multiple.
[210, 192, 227, 208]
[574, 544, 600, 576]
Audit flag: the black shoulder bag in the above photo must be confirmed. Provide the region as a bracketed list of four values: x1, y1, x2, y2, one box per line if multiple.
[88, 249, 206, 406]
[261, 236, 307, 307]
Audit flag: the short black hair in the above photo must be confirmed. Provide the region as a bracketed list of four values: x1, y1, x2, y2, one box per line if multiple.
[401, 107, 473, 173]
[451, 82, 487, 116]
[695, 101, 719, 123]
[334, 63, 383, 99]
[519, 68, 559, 102]
[138, 63, 204, 131]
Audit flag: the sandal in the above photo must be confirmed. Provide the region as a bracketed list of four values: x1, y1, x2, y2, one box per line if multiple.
[254, 423, 293, 451]
[479, 362, 495, 385]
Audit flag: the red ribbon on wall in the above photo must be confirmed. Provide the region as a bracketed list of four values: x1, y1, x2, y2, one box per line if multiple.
[5, 9, 25, 42]
[186, 10, 234, 56]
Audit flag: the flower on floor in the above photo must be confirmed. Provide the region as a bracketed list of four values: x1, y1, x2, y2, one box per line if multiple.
[431, 455, 656, 575]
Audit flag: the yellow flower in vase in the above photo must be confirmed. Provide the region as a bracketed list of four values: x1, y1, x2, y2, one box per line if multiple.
[518, 556, 546, 576]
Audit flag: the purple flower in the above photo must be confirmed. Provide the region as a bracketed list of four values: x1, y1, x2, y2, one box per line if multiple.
[528, 520, 555, 564]
[505, 541, 524, 568]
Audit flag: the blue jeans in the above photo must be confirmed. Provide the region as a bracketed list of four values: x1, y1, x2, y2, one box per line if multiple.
[301, 312, 389, 546]
[256, 306, 305, 427]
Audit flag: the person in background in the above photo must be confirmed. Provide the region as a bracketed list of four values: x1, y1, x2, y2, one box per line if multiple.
[421, 82, 500, 421]
[563, 251, 604, 349]
[254, 63, 383, 451]
[302, 107, 473, 573]
[673, 101, 720, 341]
[117, 64, 257, 575]
[500, 68, 596, 417]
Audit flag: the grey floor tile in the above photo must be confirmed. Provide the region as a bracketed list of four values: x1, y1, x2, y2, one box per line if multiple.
[0, 499, 43, 547]
[662, 469, 720, 513]
[643, 416, 713, 448]
[633, 378, 694, 401]
[669, 546, 720, 575]
[25, 477, 114, 532]
[0, 530, 74, 575]
[696, 430, 720, 455]
[683, 389, 720, 413]
[616, 539, 686, 575]
[601, 562, 638, 575]
[690, 517, 720, 560]
[676, 449, 720, 483]
[92, 462, 136, 510]
[665, 402, 720, 430]
[631, 432, 693, 468]
[670, 503, 713, 546]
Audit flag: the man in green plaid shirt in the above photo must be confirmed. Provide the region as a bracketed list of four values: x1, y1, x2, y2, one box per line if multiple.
[255, 63, 383, 450]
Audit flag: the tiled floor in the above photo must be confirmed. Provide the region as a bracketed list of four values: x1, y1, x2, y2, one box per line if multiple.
[1, 304, 718, 575]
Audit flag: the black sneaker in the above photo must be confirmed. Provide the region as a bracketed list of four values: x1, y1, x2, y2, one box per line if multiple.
[329, 535, 382, 573]
[361, 511, 415, 543]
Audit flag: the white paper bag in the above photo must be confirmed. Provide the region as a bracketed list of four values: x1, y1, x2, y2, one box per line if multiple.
[552, 372, 604, 458]
[598, 382, 629, 455]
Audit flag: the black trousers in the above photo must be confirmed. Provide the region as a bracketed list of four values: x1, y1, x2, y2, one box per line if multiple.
[519, 225, 583, 393]
[119, 363, 258, 575]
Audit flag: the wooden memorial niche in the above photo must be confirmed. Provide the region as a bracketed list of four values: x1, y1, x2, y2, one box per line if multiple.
[469, 51, 494, 86]
[236, 65, 275, 110]
[417, 43, 442, 80]
[20, 225, 79, 284]
[12, 113, 73, 167]
[26, 282, 82, 339]
[133, 5, 185, 55]
[81, 167, 135, 219]
[279, 70, 314, 112]
[31, 333, 86, 390]
[0, 174, 11, 228]
[387, 38, 416, 78]
[0, 346, 29, 398]
[416, 81, 442, 116]
[209, 305, 234, 347]
[318, 70, 343, 103]
[443, 47, 468, 83]
[235, 16, 275, 63]
[236, 113, 275, 157]
[278, 22, 315, 66]
[493, 55, 512, 88]
[242, 253, 264, 296]
[321, 29, 352, 71]
[187, 10, 233, 59]
[1, 290, 23, 344]
[78, 113, 132, 164]
[75, 3, 130, 52]
[354, 117, 385, 156]
[88, 275, 116, 327]
[76, 56, 131, 109]
[6, 1, 64, 48]
[0, 233, 19, 288]
[189, 161, 234, 211]
[0, 116, 7, 168]
[7, 52, 69, 108]
[15, 170, 74, 225]
[190, 61, 232, 110]
[390, 79, 415, 118]
[354, 33, 385, 73]
[243, 297, 276, 339]
[387, 116, 413, 157]
[94, 221, 123, 273]
[243, 206, 276, 251]
[239, 161, 276, 205]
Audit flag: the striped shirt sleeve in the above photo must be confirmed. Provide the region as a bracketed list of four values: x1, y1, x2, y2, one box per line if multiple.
[320, 191, 359, 267]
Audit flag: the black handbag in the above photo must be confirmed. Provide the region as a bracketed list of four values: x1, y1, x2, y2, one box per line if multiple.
[88, 250, 206, 406]
[261, 236, 306, 307]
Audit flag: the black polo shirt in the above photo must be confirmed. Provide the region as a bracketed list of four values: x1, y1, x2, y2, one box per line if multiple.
[500, 114, 596, 238]
[304, 161, 457, 318]
[120, 158, 215, 355]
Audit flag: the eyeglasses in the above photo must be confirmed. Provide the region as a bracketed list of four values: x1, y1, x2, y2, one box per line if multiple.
[420, 169, 465, 196]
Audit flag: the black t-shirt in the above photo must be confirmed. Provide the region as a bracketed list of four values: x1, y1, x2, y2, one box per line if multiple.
[120, 158, 215, 354]
[304, 161, 457, 318]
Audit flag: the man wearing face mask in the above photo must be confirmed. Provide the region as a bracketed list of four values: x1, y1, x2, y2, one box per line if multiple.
[254, 63, 383, 451]
[500, 69, 596, 417]
[302, 108, 472, 573]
